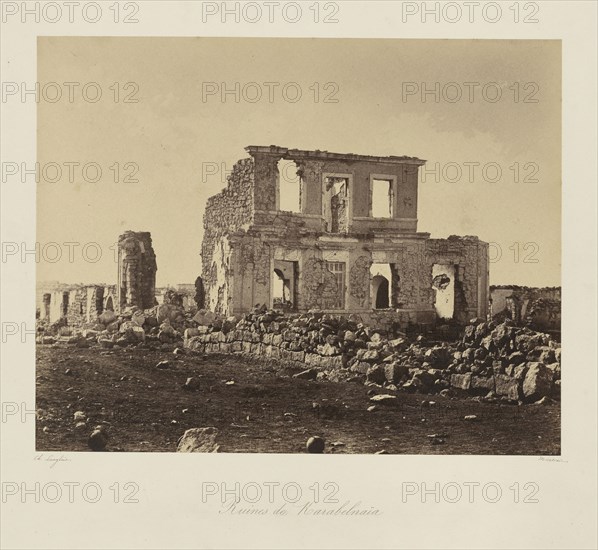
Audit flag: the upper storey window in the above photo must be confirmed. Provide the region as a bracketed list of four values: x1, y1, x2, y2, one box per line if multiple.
[277, 159, 302, 213]
[371, 178, 394, 218]
[323, 176, 350, 233]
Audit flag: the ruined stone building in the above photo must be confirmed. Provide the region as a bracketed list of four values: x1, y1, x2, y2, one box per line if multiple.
[37, 284, 117, 324]
[117, 231, 157, 311]
[201, 145, 489, 327]
[37, 231, 158, 326]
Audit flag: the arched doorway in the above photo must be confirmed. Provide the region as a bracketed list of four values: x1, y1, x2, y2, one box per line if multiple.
[105, 295, 115, 312]
[370, 263, 392, 309]
[372, 275, 390, 309]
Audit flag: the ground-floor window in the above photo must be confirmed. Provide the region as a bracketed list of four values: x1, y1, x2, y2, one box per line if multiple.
[324, 261, 346, 309]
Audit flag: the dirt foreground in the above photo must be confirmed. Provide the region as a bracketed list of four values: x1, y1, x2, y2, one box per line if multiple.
[36, 345, 560, 454]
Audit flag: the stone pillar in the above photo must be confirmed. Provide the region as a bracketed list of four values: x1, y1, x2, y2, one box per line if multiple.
[42, 293, 51, 319]
[117, 231, 157, 311]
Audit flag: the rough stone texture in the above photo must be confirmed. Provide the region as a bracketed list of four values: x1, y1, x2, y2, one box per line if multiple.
[37, 283, 117, 325]
[201, 158, 255, 314]
[470, 376, 495, 394]
[490, 285, 561, 333]
[522, 362, 554, 402]
[176, 427, 221, 452]
[200, 145, 489, 326]
[494, 374, 521, 401]
[117, 231, 157, 311]
[450, 373, 472, 391]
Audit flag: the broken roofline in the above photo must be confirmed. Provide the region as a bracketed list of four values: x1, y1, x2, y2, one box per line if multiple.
[245, 145, 427, 166]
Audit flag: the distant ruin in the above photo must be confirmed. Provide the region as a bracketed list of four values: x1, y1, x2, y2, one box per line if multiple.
[37, 283, 117, 325]
[201, 145, 490, 327]
[37, 231, 160, 325]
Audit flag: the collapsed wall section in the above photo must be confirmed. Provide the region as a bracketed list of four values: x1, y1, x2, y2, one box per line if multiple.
[201, 157, 255, 314]
[491, 286, 560, 332]
[39, 285, 116, 325]
[426, 236, 489, 323]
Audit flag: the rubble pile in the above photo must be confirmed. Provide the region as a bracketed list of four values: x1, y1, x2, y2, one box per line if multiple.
[184, 307, 560, 403]
[36, 303, 195, 350]
[37, 305, 560, 403]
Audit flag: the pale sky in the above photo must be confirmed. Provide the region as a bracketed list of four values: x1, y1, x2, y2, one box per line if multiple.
[37, 37, 561, 287]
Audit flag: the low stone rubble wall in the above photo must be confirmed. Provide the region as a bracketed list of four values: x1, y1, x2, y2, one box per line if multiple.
[184, 308, 560, 403]
[36, 304, 560, 404]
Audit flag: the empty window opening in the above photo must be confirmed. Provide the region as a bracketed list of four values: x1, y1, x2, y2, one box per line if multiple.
[432, 264, 455, 319]
[277, 159, 302, 213]
[370, 263, 392, 309]
[372, 179, 393, 218]
[62, 292, 69, 317]
[95, 287, 104, 315]
[324, 261, 346, 309]
[105, 295, 115, 312]
[272, 261, 297, 311]
[373, 277, 389, 308]
[324, 176, 349, 233]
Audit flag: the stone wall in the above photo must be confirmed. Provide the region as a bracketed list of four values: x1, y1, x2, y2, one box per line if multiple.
[426, 236, 489, 323]
[201, 158, 255, 314]
[184, 309, 560, 403]
[38, 284, 116, 325]
[490, 286, 560, 332]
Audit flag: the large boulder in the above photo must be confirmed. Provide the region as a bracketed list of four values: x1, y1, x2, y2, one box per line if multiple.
[157, 304, 185, 324]
[494, 374, 520, 401]
[185, 336, 205, 352]
[98, 310, 117, 325]
[522, 362, 553, 402]
[176, 427, 221, 452]
[192, 309, 216, 326]
[471, 375, 495, 394]
[384, 362, 408, 383]
[131, 311, 146, 327]
[366, 364, 386, 385]
[450, 373, 472, 391]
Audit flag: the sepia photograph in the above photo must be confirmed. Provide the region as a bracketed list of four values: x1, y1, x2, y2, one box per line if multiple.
[34, 37, 561, 455]
[2, 2, 597, 549]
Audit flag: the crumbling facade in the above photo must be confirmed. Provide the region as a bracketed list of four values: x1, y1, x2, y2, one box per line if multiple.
[37, 284, 117, 324]
[201, 146, 489, 327]
[117, 231, 157, 311]
[490, 286, 561, 333]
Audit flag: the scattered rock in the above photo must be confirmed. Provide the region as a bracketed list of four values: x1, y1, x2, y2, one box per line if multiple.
[366, 364, 386, 385]
[293, 368, 318, 380]
[306, 436, 325, 453]
[177, 427, 221, 452]
[183, 377, 200, 391]
[369, 394, 398, 406]
[88, 428, 108, 451]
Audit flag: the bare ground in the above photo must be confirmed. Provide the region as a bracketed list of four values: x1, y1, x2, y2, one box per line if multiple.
[36, 345, 560, 454]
